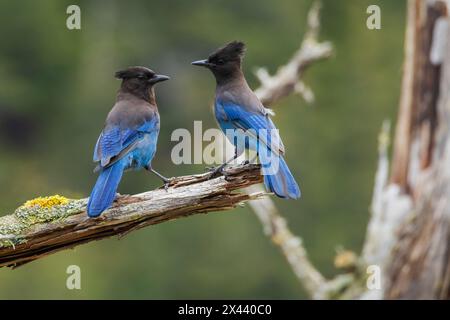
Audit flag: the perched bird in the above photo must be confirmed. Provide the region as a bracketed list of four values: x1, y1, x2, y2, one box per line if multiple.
[192, 41, 300, 199]
[87, 66, 170, 217]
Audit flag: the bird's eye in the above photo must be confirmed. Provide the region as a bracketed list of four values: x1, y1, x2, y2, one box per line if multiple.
[217, 59, 225, 65]
[137, 74, 146, 79]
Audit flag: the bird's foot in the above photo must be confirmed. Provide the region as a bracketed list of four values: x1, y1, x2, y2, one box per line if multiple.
[205, 165, 218, 172]
[241, 160, 250, 165]
[161, 178, 172, 192]
[147, 167, 172, 192]
[163, 181, 170, 192]
[207, 164, 228, 180]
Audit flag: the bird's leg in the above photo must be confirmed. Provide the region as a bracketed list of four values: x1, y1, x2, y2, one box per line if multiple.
[208, 150, 239, 179]
[146, 166, 171, 191]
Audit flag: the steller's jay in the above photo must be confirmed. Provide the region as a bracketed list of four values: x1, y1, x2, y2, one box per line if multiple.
[192, 41, 300, 199]
[87, 66, 170, 217]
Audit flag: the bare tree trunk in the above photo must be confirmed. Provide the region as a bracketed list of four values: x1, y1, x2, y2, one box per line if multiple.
[367, 0, 450, 299]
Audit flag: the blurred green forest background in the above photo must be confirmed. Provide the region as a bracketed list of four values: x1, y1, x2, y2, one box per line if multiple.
[0, 0, 404, 299]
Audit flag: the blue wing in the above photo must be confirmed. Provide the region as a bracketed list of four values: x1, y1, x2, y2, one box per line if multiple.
[93, 118, 159, 170]
[215, 100, 300, 199]
[215, 101, 284, 155]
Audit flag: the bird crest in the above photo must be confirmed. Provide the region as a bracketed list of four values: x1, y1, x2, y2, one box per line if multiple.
[208, 41, 246, 63]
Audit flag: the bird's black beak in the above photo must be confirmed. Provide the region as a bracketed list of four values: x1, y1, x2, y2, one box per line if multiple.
[191, 59, 210, 67]
[149, 74, 170, 84]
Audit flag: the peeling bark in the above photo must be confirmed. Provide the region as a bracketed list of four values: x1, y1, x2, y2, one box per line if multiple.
[0, 165, 264, 268]
[366, 0, 450, 300]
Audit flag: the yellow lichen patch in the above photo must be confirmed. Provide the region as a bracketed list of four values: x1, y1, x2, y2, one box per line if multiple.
[334, 250, 357, 269]
[23, 195, 69, 209]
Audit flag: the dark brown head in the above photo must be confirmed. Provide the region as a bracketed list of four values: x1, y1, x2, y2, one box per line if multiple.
[115, 66, 169, 101]
[192, 41, 246, 84]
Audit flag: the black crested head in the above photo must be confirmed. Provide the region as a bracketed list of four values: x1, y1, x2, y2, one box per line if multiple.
[192, 41, 247, 84]
[208, 41, 246, 65]
[115, 66, 170, 102]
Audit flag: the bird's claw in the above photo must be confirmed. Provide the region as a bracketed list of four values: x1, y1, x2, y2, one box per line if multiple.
[241, 160, 250, 165]
[163, 182, 170, 192]
[207, 165, 228, 180]
[162, 179, 171, 192]
[205, 165, 218, 172]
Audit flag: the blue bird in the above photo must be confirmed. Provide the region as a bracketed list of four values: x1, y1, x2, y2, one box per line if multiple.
[192, 41, 300, 199]
[87, 66, 170, 217]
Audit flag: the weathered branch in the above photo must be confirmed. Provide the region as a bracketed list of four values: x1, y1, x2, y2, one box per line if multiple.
[254, 0, 333, 106]
[246, 185, 326, 297]
[0, 165, 264, 268]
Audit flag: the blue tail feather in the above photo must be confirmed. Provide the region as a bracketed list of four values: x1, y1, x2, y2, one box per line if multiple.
[261, 155, 301, 199]
[87, 159, 126, 217]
